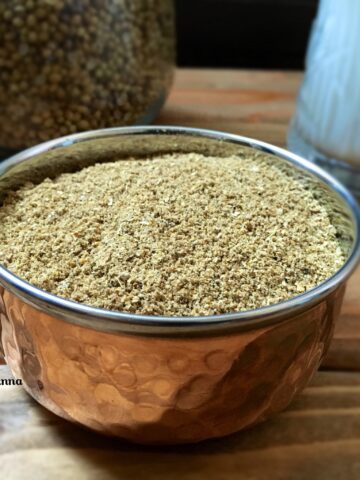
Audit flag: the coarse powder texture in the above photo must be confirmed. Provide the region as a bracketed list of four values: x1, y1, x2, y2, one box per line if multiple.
[0, 152, 345, 316]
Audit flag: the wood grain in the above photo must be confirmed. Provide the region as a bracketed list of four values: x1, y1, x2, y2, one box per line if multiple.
[1, 365, 360, 480]
[155, 69, 302, 147]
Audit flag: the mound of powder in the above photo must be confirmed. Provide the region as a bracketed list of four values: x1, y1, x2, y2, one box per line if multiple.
[0, 152, 344, 316]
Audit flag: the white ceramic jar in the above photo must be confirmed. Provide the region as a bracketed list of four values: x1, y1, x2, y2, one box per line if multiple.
[288, 0, 360, 194]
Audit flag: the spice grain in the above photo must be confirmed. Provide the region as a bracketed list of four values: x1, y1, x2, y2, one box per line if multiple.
[0, 153, 345, 316]
[0, 0, 174, 148]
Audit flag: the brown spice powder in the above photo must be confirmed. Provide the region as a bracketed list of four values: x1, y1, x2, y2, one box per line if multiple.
[0, 153, 345, 316]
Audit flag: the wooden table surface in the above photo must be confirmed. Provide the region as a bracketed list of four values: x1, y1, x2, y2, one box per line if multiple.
[1, 69, 360, 479]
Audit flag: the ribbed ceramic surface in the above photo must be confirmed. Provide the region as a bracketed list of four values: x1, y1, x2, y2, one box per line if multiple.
[0, 285, 345, 444]
[289, 0, 360, 164]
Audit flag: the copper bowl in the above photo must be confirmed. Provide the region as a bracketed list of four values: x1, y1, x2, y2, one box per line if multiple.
[0, 127, 359, 444]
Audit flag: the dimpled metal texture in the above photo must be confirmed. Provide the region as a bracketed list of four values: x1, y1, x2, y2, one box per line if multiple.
[0, 285, 345, 444]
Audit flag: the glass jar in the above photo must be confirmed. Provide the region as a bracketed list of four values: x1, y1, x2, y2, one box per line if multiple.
[0, 0, 175, 150]
[288, 0, 360, 195]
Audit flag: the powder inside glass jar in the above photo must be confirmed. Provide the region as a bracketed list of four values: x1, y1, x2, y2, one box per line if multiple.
[0, 152, 345, 316]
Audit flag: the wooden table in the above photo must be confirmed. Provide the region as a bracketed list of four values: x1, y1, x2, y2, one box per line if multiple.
[1, 69, 360, 479]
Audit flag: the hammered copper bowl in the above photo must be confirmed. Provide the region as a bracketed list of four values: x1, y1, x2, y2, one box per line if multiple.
[0, 127, 359, 444]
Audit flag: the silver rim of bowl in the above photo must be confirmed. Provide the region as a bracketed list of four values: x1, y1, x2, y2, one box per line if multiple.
[0, 126, 359, 335]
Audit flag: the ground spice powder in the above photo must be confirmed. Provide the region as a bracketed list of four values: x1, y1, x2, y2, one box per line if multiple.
[0, 153, 345, 316]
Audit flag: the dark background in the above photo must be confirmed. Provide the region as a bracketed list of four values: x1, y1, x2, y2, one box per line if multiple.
[175, 0, 319, 69]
